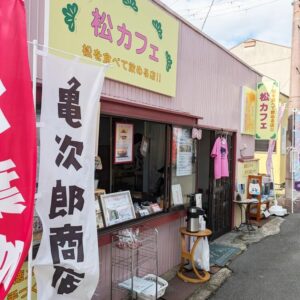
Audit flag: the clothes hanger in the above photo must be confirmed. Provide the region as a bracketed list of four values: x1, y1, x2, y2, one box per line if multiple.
[220, 129, 224, 139]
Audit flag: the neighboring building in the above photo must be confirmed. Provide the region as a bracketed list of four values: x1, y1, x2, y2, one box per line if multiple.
[231, 39, 291, 187]
[231, 39, 291, 96]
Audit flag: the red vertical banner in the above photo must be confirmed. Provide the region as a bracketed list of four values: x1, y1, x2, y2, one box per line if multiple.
[0, 0, 37, 298]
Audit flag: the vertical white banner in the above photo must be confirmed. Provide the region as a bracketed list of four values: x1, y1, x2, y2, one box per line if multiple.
[34, 54, 106, 299]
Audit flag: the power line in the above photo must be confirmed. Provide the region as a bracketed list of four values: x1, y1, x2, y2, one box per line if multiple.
[179, 0, 263, 15]
[169, 0, 180, 7]
[202, 0, 216, 30]
[250, 57, 291, 66]
[176, 0, 283, 20]
[187, 0, 284, 21]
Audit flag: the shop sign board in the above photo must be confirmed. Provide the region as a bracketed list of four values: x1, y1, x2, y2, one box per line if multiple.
[46, 0, 179, 97]
[5, 262, 37, 300]
[255, 81, 279, 140]
[34, 54, 106, 299]
[239, 160, 259, 178]
[240, 86, 256, 135]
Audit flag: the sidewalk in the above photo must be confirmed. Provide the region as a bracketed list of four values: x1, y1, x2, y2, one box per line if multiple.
[161, 217, 285, 300]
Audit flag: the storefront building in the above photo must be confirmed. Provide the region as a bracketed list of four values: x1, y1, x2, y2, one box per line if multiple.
[24, 0, 262, 299]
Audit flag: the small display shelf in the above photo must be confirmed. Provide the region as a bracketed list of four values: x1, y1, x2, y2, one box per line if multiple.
[111, 226, 159, 300]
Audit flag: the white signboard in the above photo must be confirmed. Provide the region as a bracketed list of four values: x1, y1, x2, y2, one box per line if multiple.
[171, 184, 183, 206]
[34, 54, 106, 299]
[100, 191, 136, 226]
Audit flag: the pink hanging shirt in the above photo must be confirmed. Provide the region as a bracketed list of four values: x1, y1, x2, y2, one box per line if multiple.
[211, 137, 229, 180]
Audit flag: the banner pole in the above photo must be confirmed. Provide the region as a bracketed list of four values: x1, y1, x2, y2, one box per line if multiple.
[32, 39, 37, 110]
[27, 39, 38, 300]
[292, 109, 296, 214]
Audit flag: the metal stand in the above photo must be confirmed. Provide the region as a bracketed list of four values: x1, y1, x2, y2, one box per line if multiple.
[111, 225, 158, 300]
[233, 200, 257, 233]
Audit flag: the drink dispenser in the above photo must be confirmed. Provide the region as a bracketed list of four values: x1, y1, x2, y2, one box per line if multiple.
[186, 194, 206, 232]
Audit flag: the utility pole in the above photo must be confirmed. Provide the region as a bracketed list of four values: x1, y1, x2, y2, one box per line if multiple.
[286, 0, 300, 212]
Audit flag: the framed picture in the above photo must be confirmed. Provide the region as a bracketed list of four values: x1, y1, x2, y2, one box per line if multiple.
[100, 191, 136, 226]
[95, 189, 106, 229]
[114, 123, 134, 164]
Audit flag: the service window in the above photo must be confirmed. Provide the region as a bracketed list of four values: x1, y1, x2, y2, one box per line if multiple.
[96, 116, 168, 226]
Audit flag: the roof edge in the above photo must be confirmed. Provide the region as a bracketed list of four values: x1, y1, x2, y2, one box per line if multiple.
[230, 38, 291, 50]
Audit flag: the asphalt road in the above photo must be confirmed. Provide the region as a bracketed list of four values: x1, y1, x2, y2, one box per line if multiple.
[210, 214, 300, 300]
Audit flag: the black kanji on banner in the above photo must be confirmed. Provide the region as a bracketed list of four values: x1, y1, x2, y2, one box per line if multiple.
[55, 135, 83, 170]
[52, 266, 85, 295]
[50, 224, 84, 264]
[49, 180, 85, 219]
[58, 77, 82, 128]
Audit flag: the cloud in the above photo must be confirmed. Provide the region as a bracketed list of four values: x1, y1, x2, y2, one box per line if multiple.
[161, 0, 292, 49]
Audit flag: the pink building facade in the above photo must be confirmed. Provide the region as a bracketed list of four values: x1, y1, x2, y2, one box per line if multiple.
[25, 1, 261, 299]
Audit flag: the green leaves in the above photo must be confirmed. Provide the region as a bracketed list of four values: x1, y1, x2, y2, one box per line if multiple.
[257, 83, 264, 89]
[152, 20, 163, 39]
[122, 0, 138, 12]
[165, 51, 172, 72]
[62, 3, 78, 32]
[255, 133, 277, 139]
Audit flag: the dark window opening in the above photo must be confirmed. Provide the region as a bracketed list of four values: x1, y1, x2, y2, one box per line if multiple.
[96, 116, 167, 222]
[255, 140, 276, 152]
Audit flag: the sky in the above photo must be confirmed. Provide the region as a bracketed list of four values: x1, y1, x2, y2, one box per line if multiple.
[160, 0, 293, 49]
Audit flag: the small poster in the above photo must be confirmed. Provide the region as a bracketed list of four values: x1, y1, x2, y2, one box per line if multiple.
[114, 123, 134, 164]
[140, 136, 149, 157]
[175, 128, 193, 176]
[195, 193, 202, 208]
[171, 184, 184, 206]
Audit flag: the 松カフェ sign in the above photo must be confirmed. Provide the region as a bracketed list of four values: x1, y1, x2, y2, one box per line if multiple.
[46, 0, 179, 96]
[255, 81, 279, 140]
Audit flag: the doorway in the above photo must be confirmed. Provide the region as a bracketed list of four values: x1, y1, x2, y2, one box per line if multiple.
[197, 130, 234, 240]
